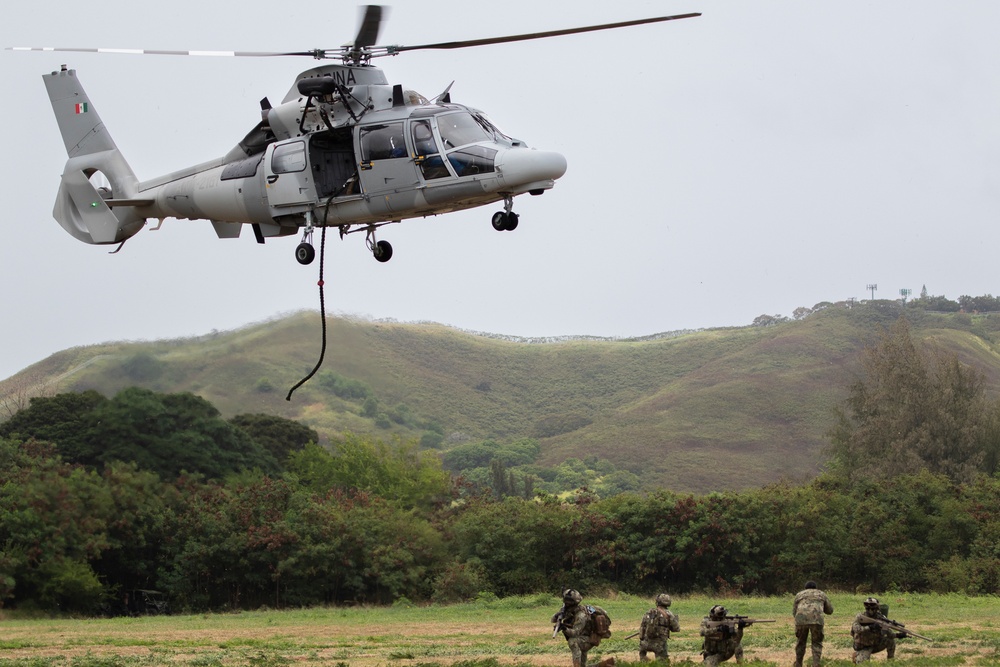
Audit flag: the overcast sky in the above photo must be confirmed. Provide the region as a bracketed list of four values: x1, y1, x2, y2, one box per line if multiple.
[2, 0, 999, 381]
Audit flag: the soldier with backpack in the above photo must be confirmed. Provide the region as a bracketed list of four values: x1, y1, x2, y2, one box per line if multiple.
[551, 588, 615, 667]
[638, 593, 681, 662]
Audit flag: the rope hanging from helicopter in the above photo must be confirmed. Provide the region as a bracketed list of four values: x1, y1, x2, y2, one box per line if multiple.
[285, 195, 338, 401]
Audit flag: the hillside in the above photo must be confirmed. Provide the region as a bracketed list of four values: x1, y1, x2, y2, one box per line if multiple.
[3, 302, 1000, 493]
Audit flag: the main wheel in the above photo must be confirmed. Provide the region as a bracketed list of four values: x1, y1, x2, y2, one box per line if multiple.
[374, 239, 393, 263]
[491, 211, 508, 231]
[504, 212, 519, 231]
[295, 242, 316, 265]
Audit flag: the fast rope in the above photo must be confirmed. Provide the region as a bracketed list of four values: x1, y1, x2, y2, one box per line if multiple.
[286, 225, 328, 401]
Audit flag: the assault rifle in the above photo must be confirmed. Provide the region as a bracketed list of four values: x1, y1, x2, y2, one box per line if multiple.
[703, 615, 775, 630]
[624, 630, 675, 641]
[552, 605, 566, 639]
[858, 615, 931, 641]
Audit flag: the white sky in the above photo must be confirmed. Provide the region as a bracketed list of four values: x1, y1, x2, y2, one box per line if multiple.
[2, 0, 999, 381]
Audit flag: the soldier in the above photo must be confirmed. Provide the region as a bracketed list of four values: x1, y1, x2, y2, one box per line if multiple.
[851, 597, 905, 662]
[639, 593, 681, 662]
[792, 580, 834, 667]
[551, 589, 615, 667]
[700, 605, 744, 666]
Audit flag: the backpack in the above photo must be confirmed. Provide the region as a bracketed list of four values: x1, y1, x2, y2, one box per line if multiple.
[587, 604, 613, 642]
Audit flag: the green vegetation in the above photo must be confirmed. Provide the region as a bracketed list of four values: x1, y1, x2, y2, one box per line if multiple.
[0, 593, 997, 666]
[3, 418, 1000, 612]
[3, 304, 1000, 493]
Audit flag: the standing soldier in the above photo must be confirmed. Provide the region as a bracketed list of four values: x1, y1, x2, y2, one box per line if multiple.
[852, 597, 905, 662]
[792, 580, 834, 667]
[700, 605, 744, 666]
[639, 593, 681, 662]
[551, 589, 615, 667]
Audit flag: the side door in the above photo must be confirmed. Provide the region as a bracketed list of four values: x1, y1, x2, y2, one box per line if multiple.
[264, 139, 317, 214]
[357, 122, 421, 215]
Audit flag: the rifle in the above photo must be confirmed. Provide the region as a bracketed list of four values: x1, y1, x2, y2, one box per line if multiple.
[624, 632, 640, 640]
[552, 606, 566, 639]
[858, 615, 932, 641]
[704, 615, 775, 630]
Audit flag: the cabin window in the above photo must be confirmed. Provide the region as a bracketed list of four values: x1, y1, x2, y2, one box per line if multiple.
[360, 123, 407, 161]
[271, 141, 307, 173]
[449, 146, 497, 177]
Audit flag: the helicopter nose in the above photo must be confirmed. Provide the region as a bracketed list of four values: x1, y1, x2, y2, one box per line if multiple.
[497, 148, 568, 188]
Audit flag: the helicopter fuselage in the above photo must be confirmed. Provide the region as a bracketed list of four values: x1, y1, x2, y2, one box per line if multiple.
[43, 64, 567, 260]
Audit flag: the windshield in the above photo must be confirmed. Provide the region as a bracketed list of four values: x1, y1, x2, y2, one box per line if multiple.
[437, 112, 493, 150]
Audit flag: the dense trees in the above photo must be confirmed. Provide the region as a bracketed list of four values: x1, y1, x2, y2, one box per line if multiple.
[4, 430, 1000, 612]
[3, 321, 1000, 614]
[828, 317, 998, 483]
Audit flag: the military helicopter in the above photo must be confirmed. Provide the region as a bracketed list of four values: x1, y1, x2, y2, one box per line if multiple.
[22, 7, 699, 265]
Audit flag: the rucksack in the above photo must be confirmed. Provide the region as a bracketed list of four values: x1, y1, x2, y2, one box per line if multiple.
[587, 604, 612, 641]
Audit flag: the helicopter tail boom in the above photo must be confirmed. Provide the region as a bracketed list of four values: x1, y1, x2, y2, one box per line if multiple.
[43, 66, 145, 245]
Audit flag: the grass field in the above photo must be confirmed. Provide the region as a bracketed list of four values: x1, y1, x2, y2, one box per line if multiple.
[1, 593, 998, 667]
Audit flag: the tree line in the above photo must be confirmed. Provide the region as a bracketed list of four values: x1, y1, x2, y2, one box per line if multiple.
[1, 317, 999, 613]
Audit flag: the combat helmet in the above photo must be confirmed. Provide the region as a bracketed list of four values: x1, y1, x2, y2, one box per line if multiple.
[562, 589, 583, 605]
[655, 593, 672, 608]
[863, 597, 880, 609]
[709, 605, 728, 619]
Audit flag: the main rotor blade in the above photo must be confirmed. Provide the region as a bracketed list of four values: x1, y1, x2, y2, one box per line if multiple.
[7, 46, 317, 57]
[388, 12, 701, 53]
[354, 5, 385, 49]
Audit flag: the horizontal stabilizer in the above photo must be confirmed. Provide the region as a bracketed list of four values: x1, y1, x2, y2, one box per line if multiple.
[105, 198, 155, 208]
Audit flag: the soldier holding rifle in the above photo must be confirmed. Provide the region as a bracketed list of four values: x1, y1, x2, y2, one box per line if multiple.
[851, 597, 931, 663]
[634, 593, 680, 662]
[699, 605, 775, 666]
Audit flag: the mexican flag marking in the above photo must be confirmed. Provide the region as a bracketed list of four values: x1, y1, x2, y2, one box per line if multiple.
[74, 102, 89, 114]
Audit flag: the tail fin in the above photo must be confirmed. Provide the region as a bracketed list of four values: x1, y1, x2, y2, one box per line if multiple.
[43, 66, 145, 245]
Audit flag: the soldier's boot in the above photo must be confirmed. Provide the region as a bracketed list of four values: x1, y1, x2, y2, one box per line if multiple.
[639, 651, 649, 663]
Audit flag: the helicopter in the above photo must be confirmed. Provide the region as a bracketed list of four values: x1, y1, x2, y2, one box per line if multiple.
[23, 6, 700, 266]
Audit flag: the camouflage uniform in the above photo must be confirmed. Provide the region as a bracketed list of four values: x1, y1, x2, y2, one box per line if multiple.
[700, 606, 744, 667]
[639, 594, 680, 662]
[552, 589, 614, 667]
[792, 582, 834, 667]
[851, 598, 899, 663]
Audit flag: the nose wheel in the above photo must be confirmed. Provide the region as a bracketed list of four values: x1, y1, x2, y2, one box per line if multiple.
[491, 196, 519, 231]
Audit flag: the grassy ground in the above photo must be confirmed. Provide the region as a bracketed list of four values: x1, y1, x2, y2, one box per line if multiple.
[0, 593, 998, 667]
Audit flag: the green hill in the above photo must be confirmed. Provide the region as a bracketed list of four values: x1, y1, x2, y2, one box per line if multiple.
[3, 302, 1000, 493]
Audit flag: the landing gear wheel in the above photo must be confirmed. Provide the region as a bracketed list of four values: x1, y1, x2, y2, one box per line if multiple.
[504, 212, 519, 231]
[295, 242, 316, 265]
[373, 239, 393, 263]
[492, 211, 508, 231]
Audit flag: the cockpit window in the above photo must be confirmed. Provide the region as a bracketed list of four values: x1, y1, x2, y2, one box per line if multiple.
[411, 120, 450, 181]
[448, 146, 497, 177]
[411, 120, 438, 156]
[360, 123, 407, 161]
[437, 112, 493, 150]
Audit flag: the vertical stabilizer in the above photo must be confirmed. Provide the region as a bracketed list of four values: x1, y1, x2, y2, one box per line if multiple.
[43, 66, 145, 245]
